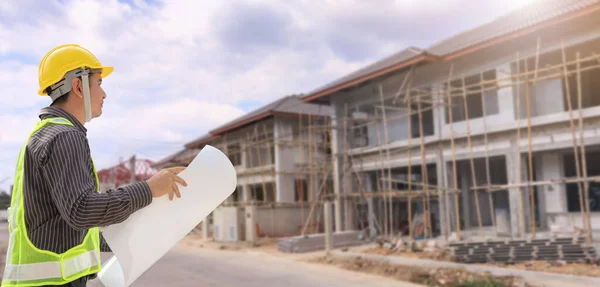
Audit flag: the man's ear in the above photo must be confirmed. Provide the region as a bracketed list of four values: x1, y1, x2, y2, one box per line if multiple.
[71, 77, 84, 99]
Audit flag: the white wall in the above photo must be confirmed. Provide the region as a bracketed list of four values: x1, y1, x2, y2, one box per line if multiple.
[255, 205, 315, 236]
[275, 117, 296, 202]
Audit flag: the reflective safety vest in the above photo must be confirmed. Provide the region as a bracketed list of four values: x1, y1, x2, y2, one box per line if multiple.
[2, 117, 102, 287]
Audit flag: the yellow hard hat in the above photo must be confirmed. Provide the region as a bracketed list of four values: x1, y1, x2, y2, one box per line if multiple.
[37, 44, 113, 96]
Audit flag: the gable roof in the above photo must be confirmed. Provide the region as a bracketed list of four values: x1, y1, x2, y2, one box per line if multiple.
[302, 47, 436, 102]
[183, 95, 332, 149]
[428, 0, 600, 57]
[302, 0, 600, 102]
[183, 133, 220, 149]
[152, 147, 202, 169]
[208, 95, 331, 135]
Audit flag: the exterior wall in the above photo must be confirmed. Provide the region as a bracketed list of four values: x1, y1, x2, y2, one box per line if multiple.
[211, 114, 332, 241]
[275, 117, 298, 203]
[212, 206, 245, 242]
[325, 11, 600, 240]
[255, 205, 314, 237]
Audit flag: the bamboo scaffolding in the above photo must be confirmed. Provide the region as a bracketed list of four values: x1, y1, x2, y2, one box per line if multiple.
[374, 107, 389, 237]
[460, 75, 484, 238]
[446, 63, 461, 240]
[298, 114, 306, 232]
[379, 84, 395, 238]
[343, 111, 385, 236]
[525, 57, 537, 238]
[480, 71, 496, 229]
[207, 39, 600, 244]
[406, 74, 414, 242]
[417, 89, 432, 238]
[380, 177, 460, 193]
[471, 175, 600, 192]
[561, 42, 587, 239]
[515, 52, 525, 239]
[576, 52, 593, 243]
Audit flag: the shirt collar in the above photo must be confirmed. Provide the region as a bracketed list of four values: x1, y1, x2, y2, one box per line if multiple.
[39, 106, 87, 134]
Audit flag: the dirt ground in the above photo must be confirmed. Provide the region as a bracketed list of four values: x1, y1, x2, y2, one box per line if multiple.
[485, 261, 600, 278]
[182, 235, 600, 282]
[307, 255, 533, 287]
[363, 246, 457, 261]
[362, 246, 600, 278]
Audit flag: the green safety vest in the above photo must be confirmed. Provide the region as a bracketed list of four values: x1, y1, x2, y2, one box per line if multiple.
[2, 117, 102, 287]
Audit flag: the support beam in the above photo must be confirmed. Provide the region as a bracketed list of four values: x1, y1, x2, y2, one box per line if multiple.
[324, 201, 333, 254]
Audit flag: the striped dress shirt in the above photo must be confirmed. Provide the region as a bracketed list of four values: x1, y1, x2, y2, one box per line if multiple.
[22, 106, 153, 254]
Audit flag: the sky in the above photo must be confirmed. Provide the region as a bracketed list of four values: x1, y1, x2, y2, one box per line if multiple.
[0, 0, 538, 192]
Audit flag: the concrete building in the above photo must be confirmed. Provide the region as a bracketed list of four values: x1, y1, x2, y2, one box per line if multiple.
[154, 95, 333, 241]
[301, 0, 600, 242]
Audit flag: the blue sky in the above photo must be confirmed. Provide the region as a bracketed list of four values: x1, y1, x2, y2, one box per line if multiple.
[0, 0, 537, 192]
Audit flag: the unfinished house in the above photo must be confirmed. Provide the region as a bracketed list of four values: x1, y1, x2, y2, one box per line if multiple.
[301, 0, 600, 245]
[154, 95, 333, 242]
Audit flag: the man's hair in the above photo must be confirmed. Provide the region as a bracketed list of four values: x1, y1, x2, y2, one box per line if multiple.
[46, 75, 90, 106]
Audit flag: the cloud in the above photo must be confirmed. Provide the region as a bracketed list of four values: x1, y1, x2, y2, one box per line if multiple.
[0, 0, 533, 191]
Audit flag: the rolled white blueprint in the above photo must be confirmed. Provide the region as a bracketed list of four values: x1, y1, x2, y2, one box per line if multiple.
[96, 145, 237, 286]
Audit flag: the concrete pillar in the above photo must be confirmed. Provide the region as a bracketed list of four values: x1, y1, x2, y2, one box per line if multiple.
[499, 63, 516, 120]
[274, 118, 295, 202]
[343, 172, 354, 231]
[330, 99, 344, 232]
[537, 153, 568, 228]
[241, 142, 248, 169]
[244, 205, 257, 244]
[364, 173, 376, 237]
[506, 152, 521, 238]
[505, 139, 530, 238]
[459, 163, 472, 230]
[446, 162, 458, 235]
[436, 152, 449, 238]
[324, 201, 333, 253]
[241, 185, 249, 202]
[432, 84, 445, 138]
[520, 158, 532, 234]
[201, 218, 209, 239]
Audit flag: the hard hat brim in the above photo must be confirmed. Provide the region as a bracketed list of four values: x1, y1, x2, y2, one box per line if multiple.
[37, 65, 114, 96]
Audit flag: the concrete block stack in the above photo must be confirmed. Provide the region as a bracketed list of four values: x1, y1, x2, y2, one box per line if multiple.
[277, 231, 364, 253]
[450, 237, 597, 264]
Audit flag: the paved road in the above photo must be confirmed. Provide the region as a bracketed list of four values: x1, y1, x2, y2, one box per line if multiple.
[0, 223, 7, 243]
[116, 246, 416, 287]
[1, 223, 417, 286]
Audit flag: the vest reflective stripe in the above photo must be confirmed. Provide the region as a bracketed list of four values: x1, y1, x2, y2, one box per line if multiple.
[3, 250, 101, 281]
[1, 117, 102, 287]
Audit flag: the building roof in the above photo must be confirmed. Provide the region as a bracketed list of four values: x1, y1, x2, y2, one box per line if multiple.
[428, 0, 600, 56]
[302, 47, 435, 102]
[151, 148, 201, 168]
[208, 95, 332, 135]
[302, 0, 600, 102]
[183, 133, 220, 149]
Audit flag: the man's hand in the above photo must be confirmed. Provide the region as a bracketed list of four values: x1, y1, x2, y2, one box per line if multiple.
[146, 167, 188, 200]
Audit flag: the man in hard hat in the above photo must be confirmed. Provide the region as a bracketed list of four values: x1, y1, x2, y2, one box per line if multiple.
[1, 44, 188, 287]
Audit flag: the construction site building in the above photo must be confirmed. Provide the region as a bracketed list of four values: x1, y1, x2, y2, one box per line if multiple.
[154, 95, 333, 241]
[301, 0, 600, 243]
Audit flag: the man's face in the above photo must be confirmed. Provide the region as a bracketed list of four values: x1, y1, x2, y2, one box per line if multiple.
[88, 72, 106, 118]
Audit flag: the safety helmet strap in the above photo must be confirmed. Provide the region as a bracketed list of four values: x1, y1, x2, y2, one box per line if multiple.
[47, 67, 101, 123]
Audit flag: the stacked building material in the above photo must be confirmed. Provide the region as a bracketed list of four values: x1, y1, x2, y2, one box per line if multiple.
[450, 237, 597, 264]
[278, 231, 364, 253]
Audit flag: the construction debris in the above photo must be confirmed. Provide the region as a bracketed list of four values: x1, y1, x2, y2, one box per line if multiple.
[309, 255, 533, 287]
[487, 260, 600, 277]
[450, 236, 597, 264]
[277, 231, 364, 253]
